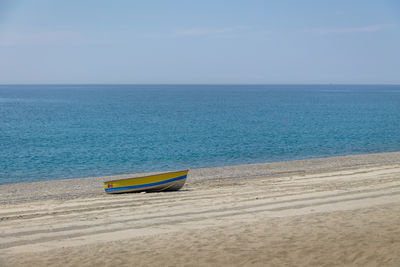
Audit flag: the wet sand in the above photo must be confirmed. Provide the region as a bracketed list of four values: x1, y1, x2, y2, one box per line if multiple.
[1, 152, 400, 266]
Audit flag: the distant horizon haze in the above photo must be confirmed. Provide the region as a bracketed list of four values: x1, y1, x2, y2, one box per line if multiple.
[1, 83, 400, 86]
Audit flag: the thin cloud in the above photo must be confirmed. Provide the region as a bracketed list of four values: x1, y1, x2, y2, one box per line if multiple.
[310, 24, 395, 34]
[173, 26, 250, 37]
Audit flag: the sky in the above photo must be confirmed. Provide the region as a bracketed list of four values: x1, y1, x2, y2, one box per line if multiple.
[0, 0, 399, 84]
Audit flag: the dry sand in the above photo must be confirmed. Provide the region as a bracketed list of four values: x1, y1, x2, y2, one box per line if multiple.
[1, 152, 400, 266]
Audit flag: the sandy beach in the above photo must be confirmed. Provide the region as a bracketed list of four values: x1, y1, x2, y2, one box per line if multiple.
[1, 152, 400, 266]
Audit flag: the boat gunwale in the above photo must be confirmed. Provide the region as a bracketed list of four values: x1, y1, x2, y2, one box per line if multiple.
[103, 169, 189, 184]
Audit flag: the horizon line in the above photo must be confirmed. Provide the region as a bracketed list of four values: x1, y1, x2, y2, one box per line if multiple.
[1, 83, 400, 86]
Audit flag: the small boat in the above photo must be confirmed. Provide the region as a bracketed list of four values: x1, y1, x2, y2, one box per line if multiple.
[104, 169, 188, 194]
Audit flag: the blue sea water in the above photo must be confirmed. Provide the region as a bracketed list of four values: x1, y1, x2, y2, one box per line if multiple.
[1, 84, 400, 185]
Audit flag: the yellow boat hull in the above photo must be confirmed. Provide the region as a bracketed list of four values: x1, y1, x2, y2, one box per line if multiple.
[104, 170, 188, 194]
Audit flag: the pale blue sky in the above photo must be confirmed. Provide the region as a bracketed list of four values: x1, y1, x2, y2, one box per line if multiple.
[0, 0, 399, 84]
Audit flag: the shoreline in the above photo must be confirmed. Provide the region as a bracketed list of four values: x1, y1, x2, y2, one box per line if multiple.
[1, 151, 400, 205]
[1, 151, 400, 266]
[2, 150, 400, 187]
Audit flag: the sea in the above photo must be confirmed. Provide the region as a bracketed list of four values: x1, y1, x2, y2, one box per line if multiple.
[1, 84, 400, 185]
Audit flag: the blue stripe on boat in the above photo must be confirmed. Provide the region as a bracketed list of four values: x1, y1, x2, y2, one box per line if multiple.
[104, 174, 187, 192]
